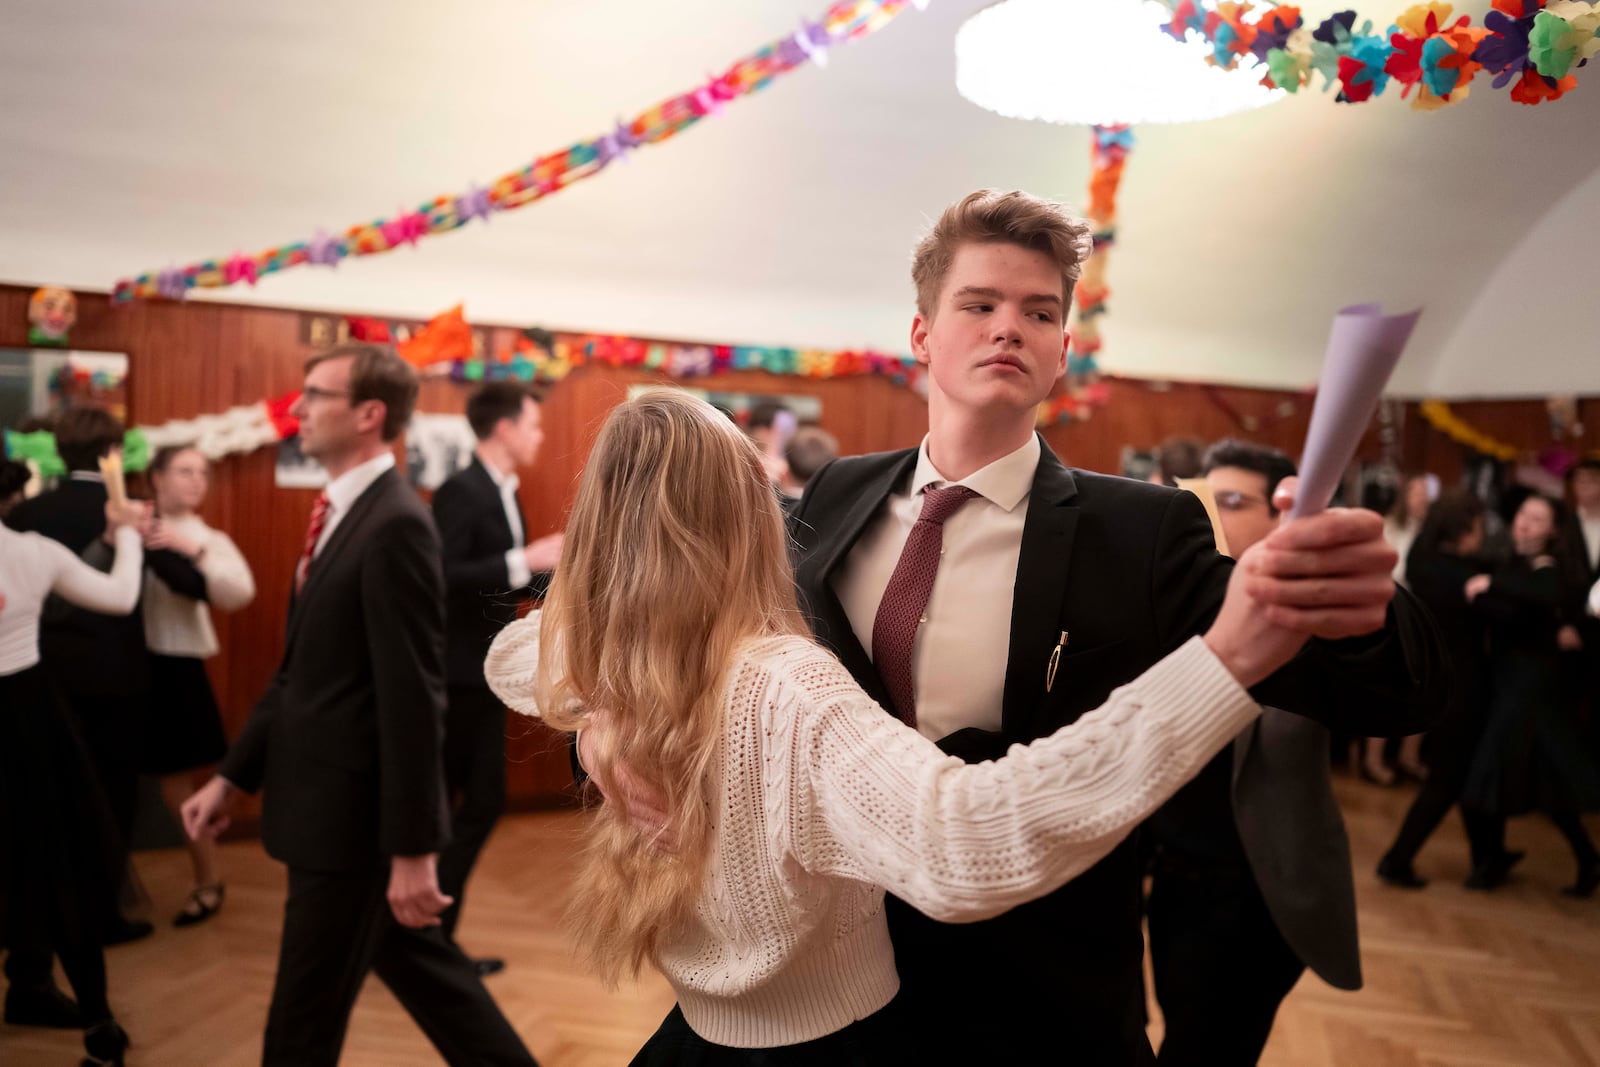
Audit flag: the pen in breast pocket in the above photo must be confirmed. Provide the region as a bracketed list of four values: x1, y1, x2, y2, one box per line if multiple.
[1046, 631, 1068, 693]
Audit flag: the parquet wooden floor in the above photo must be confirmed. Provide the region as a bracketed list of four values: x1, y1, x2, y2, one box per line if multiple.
[3, 776, 1595, 1066]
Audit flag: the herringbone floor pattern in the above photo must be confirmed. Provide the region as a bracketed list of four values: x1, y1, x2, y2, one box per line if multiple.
[2, 777, 1595, 1065]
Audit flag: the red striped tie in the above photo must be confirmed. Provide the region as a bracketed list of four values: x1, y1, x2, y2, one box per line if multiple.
[870, 485, 978, 727]
[294, 491, 331, 593]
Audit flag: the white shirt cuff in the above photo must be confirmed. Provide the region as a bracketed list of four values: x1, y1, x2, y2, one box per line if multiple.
[506, 547, 532, 589]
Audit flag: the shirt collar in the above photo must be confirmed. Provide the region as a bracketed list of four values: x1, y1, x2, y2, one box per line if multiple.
[911, 433, 1041, 513]
[477, 452, 519, 494]
[324, 451, 395, 515]
[70, 470, 104, 483]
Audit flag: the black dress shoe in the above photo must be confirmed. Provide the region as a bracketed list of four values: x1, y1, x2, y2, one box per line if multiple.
[81, 1018, 129, 1066]
[1464, 849, 1525, 891]
[1376, 855, 1428, 889]
[102, 920, 154, 946]
[1562, 859, 1600, 899]
[4, 984, 84, 1029]
[472, 957, 506, 978]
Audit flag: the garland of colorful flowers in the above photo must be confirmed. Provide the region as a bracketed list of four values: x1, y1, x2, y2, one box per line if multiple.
[5, 392, 302, 476]
[108, 0, 928, 303]
[1157, 0, 1599, 108]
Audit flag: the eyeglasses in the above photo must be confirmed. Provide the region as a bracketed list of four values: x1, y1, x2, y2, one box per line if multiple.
[300, 386, 352, 403]
[1214, 489, 1270, 512]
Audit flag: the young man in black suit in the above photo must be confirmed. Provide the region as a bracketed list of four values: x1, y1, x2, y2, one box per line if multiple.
[787, 189, 1446, 1063]
[183, 345, 537, 1066]
[4, 407, 199, 1025]
[1144, 441, 1362, 1065]
[431, 382, 562, 976]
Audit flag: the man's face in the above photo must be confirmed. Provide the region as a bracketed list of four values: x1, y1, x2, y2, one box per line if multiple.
[1572, 468, 1600, 511]
[912, 242, 1067, 421]
[1207, 466, 1277, 556]
[500, 397, 545, 469]
[290, 357, 367, 460]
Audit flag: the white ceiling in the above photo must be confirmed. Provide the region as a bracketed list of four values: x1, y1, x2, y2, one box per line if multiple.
[1, 0, 1595, 397]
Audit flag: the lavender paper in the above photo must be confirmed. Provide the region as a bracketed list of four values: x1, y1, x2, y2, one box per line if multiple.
[1290, 303, 1421, 520]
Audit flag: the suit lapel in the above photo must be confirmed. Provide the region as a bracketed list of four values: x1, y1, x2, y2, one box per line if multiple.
[284, 470, 394, 650]
[1000, 442, 1080, 737]
[469, 457, 520, 551]
[801, 450, 917, 713]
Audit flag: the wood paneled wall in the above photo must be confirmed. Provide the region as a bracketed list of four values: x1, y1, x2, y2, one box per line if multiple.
[4, 283, 1594, 817]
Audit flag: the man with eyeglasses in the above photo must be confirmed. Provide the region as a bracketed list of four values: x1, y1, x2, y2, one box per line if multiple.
[182, 344, 538, 1066]
[1143, 438, 1362, 1065]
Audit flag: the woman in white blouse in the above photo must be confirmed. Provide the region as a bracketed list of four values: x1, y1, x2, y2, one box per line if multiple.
[483, 392, 1385, 1063]
[139, 445, 256, 927]
[0, 463, 148, 1067]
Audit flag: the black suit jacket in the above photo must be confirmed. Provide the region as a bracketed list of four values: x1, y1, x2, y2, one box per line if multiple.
[431, 457, 550, 689]
[220, 468, 450, 872]
[5, 477, 206, 697]
[789, 440, 1446, 1060]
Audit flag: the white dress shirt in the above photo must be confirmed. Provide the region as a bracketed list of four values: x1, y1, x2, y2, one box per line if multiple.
[833, 434, 1040, 741]
[478, 453, 531, 589]
[313, 451, 395, 558]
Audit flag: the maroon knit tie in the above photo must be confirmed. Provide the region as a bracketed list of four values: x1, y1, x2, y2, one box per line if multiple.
[871, 485, 979, 726]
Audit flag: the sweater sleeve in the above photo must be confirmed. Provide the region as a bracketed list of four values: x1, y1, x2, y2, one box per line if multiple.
[783, 636, 1258, 923]
[198, 529, 257, 612]
[484, 609, 545, 717]
[44, 526, 143, 616]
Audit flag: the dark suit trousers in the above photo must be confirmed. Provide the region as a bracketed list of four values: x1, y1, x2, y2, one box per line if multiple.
[438, 685, 508, 942]
[1147, 861, 1304, 1066]
[263, 866, 536, 1067]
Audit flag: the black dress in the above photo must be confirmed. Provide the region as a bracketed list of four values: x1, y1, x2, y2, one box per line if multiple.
[1462, 557, 1600, 816]
[0, 664, 125, 952]
[141, 652, 228, 775]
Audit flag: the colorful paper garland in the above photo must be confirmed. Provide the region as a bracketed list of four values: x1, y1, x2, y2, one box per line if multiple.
[1418, 398, 1522, 459]
[1157, 0, 1598, 108]
[4, 393, 302, 476]
[110, 0, 928, 303]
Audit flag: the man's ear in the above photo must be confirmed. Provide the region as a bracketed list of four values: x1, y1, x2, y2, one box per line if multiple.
[911, 314, 933, 368]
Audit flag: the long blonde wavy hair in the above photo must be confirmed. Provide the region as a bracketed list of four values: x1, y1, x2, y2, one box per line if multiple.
[536, 389, 808, 982]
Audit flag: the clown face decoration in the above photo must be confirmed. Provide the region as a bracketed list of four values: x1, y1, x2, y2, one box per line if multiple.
[28, 286, 77, 346]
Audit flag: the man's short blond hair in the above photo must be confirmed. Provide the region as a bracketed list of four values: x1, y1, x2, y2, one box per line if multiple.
[911, 189, 1095, 319]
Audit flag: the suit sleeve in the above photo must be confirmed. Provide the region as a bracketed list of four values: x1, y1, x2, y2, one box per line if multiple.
[432, 477, 515, 595]
[363, 510, 451, 858]
[1148, 488, 1449, 738]
[146, 547, 210, 601]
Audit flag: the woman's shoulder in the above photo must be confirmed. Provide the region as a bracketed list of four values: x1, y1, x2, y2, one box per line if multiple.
[733, 633, 866, 711]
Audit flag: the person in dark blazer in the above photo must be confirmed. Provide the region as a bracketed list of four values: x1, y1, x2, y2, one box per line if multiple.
[1377, 490, 1503, 887]
[181, 344, 537, 1067]
[1143, 440, 1362, 1065]
[787, 190, 1447, 1064]
[1562, 459, 1600, 764]
[4, 406, 205, 1023]
[431, 382, 562, 976]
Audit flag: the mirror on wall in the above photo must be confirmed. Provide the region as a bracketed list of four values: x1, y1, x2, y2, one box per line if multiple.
[0, 348, 131, 433]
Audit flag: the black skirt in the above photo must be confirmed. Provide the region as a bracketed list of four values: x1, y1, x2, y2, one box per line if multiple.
[0, 664, 125, 950]
[140, 652, 227, 775]
[630, 995, 928, 1066]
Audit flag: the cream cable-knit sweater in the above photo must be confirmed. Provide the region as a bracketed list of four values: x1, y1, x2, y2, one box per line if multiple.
[485, 619, 1259, 1048]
